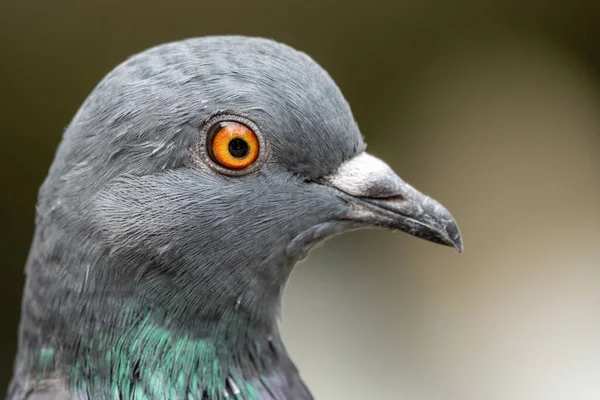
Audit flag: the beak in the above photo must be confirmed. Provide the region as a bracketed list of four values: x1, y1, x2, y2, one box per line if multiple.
[324, 152, 463, 253]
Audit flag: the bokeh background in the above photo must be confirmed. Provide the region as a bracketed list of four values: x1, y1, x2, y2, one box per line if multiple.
[2, 1, 600, 399]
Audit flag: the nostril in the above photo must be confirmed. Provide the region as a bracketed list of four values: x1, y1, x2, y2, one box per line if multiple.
[358, 193, 405, 202]
[380, 194, 405, 202]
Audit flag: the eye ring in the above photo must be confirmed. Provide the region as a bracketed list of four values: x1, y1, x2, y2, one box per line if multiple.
[198, 113, 267, 176]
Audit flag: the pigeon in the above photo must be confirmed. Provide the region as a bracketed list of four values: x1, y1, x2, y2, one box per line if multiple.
[8, 36, 462, 400]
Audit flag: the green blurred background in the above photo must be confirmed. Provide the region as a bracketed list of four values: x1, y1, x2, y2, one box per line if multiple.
[2, 1, 600, 399]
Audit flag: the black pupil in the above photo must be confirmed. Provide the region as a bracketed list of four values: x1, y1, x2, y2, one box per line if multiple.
[228, 138, 249, 158]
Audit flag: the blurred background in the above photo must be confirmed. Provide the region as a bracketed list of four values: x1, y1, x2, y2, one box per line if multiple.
[2, 1, 600, 399]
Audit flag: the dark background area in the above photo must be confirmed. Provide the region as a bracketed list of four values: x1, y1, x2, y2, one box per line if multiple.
[2, 1, 600, 399]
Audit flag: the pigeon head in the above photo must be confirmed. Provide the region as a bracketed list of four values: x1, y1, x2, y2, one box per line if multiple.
[12, 36, 461, 399]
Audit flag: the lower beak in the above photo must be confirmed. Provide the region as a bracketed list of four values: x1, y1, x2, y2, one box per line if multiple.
[324, 152, 463, 253]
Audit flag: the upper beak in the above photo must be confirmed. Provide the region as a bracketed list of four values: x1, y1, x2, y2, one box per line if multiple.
[324, 152, 463, 253]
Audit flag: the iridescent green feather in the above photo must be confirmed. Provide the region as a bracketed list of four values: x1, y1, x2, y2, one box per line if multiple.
[61, 305, 263, 399]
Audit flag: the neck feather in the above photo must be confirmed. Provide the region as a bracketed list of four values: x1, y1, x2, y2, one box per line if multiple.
[17, 300, 311, 399]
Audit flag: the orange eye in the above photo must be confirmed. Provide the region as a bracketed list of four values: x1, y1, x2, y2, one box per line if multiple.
[208, 121, 260, 169]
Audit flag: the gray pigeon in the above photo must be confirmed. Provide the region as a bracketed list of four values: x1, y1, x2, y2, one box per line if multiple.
[8, 36, 462, 400]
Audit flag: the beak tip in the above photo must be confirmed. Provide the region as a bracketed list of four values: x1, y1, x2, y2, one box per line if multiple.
[451, 233, 463, 254]
[454, 240, 463, 254]
[444, 220, 463, 254]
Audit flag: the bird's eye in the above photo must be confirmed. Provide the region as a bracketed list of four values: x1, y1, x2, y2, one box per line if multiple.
[208, 121, 260, 170]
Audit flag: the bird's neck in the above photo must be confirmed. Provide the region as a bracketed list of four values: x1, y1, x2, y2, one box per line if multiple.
[17, 300, 309, 399]
[14, 221, 312, 398]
